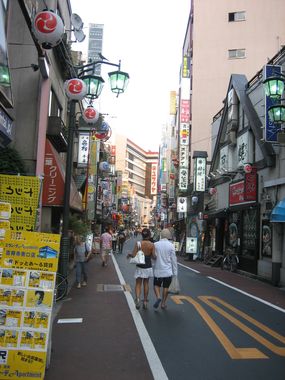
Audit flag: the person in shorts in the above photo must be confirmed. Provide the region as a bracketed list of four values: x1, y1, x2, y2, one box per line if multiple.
[153, 228, 178, 310]
[100, 227, 112, 267]
[127, 228, 156, 310]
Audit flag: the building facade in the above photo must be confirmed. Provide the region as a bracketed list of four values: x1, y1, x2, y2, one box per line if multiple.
[87, 23, 104, 76]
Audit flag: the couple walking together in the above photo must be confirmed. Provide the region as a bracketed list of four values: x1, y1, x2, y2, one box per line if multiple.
[127, 228, 177, 310]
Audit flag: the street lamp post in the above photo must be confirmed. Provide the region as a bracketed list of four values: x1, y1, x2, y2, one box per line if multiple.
[59, 59, 129, 278]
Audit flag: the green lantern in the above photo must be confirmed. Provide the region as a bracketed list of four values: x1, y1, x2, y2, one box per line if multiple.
[267, 104, 285, 124]
[81, 75, 105, 99]
[263, 76, 285, 99]
[108, 71, 129, 96]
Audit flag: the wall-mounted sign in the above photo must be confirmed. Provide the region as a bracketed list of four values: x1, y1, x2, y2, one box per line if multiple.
[180, 123, 190, 145]
[179, 145, 189, 168]
[78, 133, 90, 166]
[178, 168, 188, 191]
[150, 163, 157, 195]
[237, 132, 253, 167]
[194, 157, 206, 192]
[229, 174, 257, 206]
[264, 64, 281, 143]
[186, 237, 197, 254]
[177, 197, 187, 212]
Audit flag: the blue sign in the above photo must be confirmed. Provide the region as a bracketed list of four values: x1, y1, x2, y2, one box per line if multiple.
[264, 65, 281, 143]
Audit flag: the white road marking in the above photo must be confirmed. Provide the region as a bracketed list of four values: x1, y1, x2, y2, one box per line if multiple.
[111, 254, 169, 380]
[178, 262, 200, 273]
[57, 318, 83, 324]
[207, 276, 285, 314]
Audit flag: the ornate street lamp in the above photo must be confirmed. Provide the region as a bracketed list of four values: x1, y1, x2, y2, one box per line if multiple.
[267, 103, 285, 124]
[59, 59, 129, 278]
[263, 70, 285, 125]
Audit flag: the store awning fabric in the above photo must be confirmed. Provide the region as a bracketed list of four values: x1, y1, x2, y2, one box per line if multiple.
[270, 198, 285, 223]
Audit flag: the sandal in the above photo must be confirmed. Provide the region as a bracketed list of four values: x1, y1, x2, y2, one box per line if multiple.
[161, 304, 167, 310]
[143, 300, 148, 309]
[135, 298, 140, 310]
[153, 298, 161, 309]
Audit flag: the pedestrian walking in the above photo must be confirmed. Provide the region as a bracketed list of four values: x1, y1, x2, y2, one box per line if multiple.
[111, 229, 118, 253]
[100, 227, 112, 267]
[74, 235, 92, 289]
[152, 228, 178, 309]
[127, 228, 156, 310]
[117, 227, 126, 254]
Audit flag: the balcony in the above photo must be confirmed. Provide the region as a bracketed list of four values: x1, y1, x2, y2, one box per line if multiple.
[47, 116, 68, 152]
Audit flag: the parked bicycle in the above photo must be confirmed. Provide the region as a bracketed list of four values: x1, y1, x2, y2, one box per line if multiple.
[55, 272, 68, 301]
[221, 248, 239, 272]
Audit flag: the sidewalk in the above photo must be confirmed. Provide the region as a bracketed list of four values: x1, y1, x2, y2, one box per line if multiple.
[45, 253, 154, 380]
[45, 253, 285, 380]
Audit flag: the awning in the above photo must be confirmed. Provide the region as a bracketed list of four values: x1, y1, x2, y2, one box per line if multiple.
[42, 140, 83, 212]
[270, 199, 285, 222]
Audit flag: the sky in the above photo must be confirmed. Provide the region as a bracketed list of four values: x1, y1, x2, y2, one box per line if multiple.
[70, 0, 190, 152]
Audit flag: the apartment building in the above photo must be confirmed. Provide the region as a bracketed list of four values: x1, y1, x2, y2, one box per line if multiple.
[115, 134, 158, 227]
[87, 23, 104, 76]
[185, 0, 285, 161]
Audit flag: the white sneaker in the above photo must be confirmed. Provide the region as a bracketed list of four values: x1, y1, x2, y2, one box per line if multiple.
[82, 281, 87, 287]
[77, 283, 81, 289]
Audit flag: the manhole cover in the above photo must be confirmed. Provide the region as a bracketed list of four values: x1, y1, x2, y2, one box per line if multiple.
[96, 284, 130, 292]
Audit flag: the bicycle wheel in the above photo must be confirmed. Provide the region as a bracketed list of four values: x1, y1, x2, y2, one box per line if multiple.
[221, 256, 231, 271]
[230, 256, 238, 272]
[55, 273, 68, 302]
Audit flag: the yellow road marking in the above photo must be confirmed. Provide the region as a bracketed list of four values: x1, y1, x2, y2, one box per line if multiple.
[199, 296, 285, 357]
[171, 295, 267, 359]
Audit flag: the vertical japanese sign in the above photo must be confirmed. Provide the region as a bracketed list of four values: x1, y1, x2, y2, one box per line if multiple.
[0, 230, 60, 380]
[150, 163, 157, 195]
[193, 157, 206, 192]
[0, 175, 41, 232]
[77, 133, 90, 166]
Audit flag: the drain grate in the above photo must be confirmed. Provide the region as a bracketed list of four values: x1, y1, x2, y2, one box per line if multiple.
[96, 284, 126, 292]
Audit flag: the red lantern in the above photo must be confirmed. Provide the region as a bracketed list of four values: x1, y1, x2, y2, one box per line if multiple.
[209, 187, 217, 195]
[64, 79, 87, 100]
[82, 106, 100, 124]
[92, 122, 111, 141]
[243, 164, 252, 174]
[32, 10, 64, 49]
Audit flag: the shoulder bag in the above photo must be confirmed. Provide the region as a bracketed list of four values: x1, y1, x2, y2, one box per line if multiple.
[129, 241, 145, 265]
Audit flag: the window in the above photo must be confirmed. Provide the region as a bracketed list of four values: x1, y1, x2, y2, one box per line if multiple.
[228, 11, 246, 22]
[228, 49, 246, 59]
[49, 90, 62, 117]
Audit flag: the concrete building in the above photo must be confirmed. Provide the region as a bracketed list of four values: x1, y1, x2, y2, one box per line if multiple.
[87, 23, 104, 76]
[115, 134, 158, 228]
[187, 0, 285, 161]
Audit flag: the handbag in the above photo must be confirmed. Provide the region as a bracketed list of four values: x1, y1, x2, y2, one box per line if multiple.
[168, 275, 180, 294]
[129, 242, 145, 265]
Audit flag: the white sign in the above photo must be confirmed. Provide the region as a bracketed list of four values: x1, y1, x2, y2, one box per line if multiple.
[180, 123, 190, 145]
[179, 168, 188, 191]
[186, 237, 197, 253]
[177, 197, 187, 212]
[179, 145, 189, 167]
[194, 157, 206, 192]
[237, 131, 253, 167]
[78, 133, 90, 165]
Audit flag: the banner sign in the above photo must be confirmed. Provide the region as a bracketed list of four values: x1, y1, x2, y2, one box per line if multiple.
[177, 197, 187, 212]
[0, 230, 60, 380]
[150, 163, 157, 195]
[264, 64, 281, 143]
[78, 133, 90, 166]
[193, 157, 206, 192]
[0, 175, 40, 232]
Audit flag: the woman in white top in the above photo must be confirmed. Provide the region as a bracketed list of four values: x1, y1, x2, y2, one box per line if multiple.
[153, 228, 177, 309]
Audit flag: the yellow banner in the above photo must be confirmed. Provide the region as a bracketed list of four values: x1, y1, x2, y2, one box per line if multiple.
[0, 175, 41, 231]
[0, 231, 60, 272]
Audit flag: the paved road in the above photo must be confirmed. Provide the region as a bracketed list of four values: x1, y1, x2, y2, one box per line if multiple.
[116, 237, 285, 380]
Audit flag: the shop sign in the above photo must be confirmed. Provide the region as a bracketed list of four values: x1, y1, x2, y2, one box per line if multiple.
[193, 157, 206, 192]
[237, 132, 253, 167]
[180, 123, 189, 145]
[177, 197, 187, 212]
[150, 163, 157, 195]
[179, 168, 188, 191]
[78, 133, 90, 165]
[0, 107, 13, 145]
[180, 100, 190, 123]
[179, 145, 189, 167]
[229, 176, 257, 206]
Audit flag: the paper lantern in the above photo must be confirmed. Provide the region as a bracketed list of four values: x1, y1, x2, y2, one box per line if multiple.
[82, 106, 100, 124]
[93, 122, 111, 141]
[243, 164, 252, 174]
[99, 161, 109, 172]
[64, 79, 87, 100]
[32, 10, 64, 49]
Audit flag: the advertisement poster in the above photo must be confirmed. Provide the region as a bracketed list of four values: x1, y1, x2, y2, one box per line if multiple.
[0, 231, 60, 379]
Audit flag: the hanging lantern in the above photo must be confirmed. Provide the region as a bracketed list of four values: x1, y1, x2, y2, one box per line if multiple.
[64, 79, 87, 100]
[82, 106, 100, 124]
[243, 163, 252, 174]
[32, 10, 64, 49]
[209, 187, 217, 196]
[99, 161, 110, 172]
[93, 121, 111, 141]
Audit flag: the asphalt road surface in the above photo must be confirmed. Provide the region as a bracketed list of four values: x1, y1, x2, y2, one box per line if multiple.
[115, 237, 285, 380]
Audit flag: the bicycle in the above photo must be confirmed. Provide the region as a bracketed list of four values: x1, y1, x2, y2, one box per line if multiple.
[221, 248, 239, 272]
[55, 273, 68, 302]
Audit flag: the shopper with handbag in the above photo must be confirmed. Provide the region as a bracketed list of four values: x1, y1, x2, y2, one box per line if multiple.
[153, 228, 178, 310]
[74, 235, 92, 289]
[127, 228, 156, 310]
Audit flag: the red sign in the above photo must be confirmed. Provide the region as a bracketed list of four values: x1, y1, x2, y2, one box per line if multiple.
[180, 99, 190, 123]
[229, 174, 257, 206]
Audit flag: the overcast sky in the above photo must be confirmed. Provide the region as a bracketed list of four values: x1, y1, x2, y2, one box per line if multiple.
[70, 0, 190, 151]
